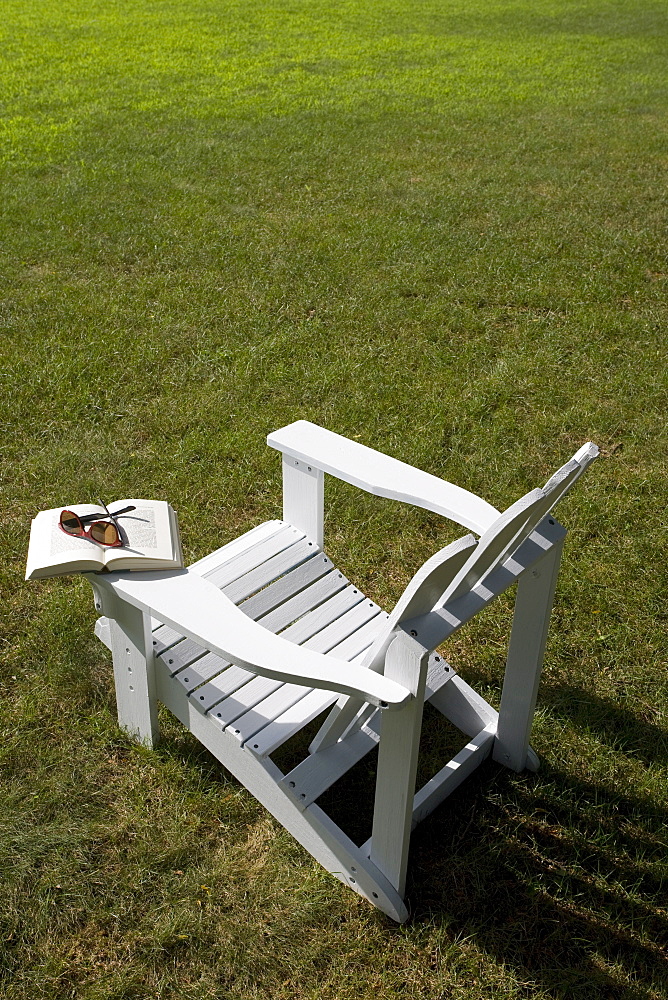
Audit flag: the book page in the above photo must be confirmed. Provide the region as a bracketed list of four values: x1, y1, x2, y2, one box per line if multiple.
[105, 500, 174, 565]
[26, 500, 180, 579]
[26, 508, 103, 579]
[49, 508, 102, 557]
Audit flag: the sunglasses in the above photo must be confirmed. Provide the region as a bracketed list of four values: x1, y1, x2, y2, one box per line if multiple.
[59, 500, 136, 547]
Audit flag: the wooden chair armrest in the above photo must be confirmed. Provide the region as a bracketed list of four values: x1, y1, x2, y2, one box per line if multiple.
[88, 569, 412, 709]
[267, 420, 499, 534]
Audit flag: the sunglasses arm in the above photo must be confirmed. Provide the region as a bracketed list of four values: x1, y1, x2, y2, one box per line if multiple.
[77, 505, 136, 525]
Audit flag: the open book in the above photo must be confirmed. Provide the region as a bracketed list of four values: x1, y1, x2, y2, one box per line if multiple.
[26, 499, 183, 580]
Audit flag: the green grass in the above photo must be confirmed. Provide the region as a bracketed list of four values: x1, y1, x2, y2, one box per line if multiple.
[1, 0, 667, 996]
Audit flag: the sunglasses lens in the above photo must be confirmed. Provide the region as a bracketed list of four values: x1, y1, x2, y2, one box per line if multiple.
[60, 511, 82, 535]
[89, 520, 119, 545]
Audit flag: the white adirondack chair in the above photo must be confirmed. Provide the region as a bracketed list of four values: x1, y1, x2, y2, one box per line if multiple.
[89, 420, 598, 921]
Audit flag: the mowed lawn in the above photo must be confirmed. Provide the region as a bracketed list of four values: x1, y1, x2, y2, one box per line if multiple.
[1, 1, 667, 997]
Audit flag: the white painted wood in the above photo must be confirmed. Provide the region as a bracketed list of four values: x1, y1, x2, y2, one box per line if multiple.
[323, 611, 386, 662]
[333, 649, 455, 751]
[281, 455, 324, 550]
[211, 675, 285, 728]
[360, 534, 477, 679]
[307, 535, 474, 754]
[370, 633, 429, 895]
[429, 673, 498, 737]
[92, 572, 412, 707]
[300, 599, 381, 653]
[285, 650, 461, 807]
[248, 687, 341, 757]
[424, 652, 456, 700]
[173, 650, 236, 689]
[230, 682, 311, 745]
[188, 519, 284, 578]
[268, 420, 500, 534]
[233, 615, 387, 749]
[244, 567, 349, 632]
[281, 719, 380, 807]
[252, 646, 378, 761]
[195, 664, 255, 711]
[152, 526, 324, 662]
[393, 518, 567, 658]
[150, 623, 184, 655]
[85, 430, 598, 923]
[159, 638, 208, 674]
[182, 582, 363, 708]
[263, 584, 364, 643]
[223, 537, 318, 604]
[203, 524, 304, 589]
[94, 616, 112, 650]
[358, 725, 496, 857]
[410, 725, 496, 828]
[153, 552, 340, 697]
[214, 604, 382, 744]
[493, 536, 564, 771]
[153, 657, 408, 921]
[309, 627, 451, 756]
[444, 490, 548, 603]
[443, 443, 598, 605]
[307, 693, 367, 754]
[162, 562, 345, 690]
[237, 554, 338, 622]
[109, 605, 159, 747]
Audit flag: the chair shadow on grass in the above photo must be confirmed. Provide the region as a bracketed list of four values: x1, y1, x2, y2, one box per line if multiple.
[409, 770, 667, 999]
[309, 688, 668, 1000]
[403, 687, 668, 1000]
[156, 686, 667, 1000]
[539, 682, 668, 769]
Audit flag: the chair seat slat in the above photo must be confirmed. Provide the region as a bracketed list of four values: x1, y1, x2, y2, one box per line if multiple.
[203, 524, 304, 589]
[158, 553, 341, 678]
[188, 520, 285, 578]
[229, 682, 312, 744]
[326, 611, 387, 662]
[223, 537, 319, 604]
[291, 595, 377, 652]
[170, 571, 351, 693]
[151, 623, 184, 653]
[195, 664, 256, 711]
[172, 651, 235, 691]
[233, 617, 387, 748]
[159, 639, 208, 674]
[270, 586, 364, 643]
[151, 521, 302, 652]
[210, 675, 284, 728]
[237, 553, 337, 621]
[246, 565, 348, 628]
[188, 584, 365, 706]
[246, 687, 341, 757]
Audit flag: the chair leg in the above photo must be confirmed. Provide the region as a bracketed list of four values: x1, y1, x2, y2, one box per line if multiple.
[369, 632, 429, 897]
[308, 694, 365, 752]
[108, 603, 159, 747]
[281, 455, 324, 549]
[153, 657, 409, 921]
[493, 535, 564, 772]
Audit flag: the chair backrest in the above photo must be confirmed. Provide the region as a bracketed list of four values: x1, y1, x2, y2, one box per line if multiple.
[443, 442, 598, 604]
[361, 442, 598, 674]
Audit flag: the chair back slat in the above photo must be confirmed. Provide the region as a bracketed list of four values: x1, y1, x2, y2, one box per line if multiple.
[360, 442, 597, 675]
[361, 534, 477, 673]
[442, 443, 598, 605]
